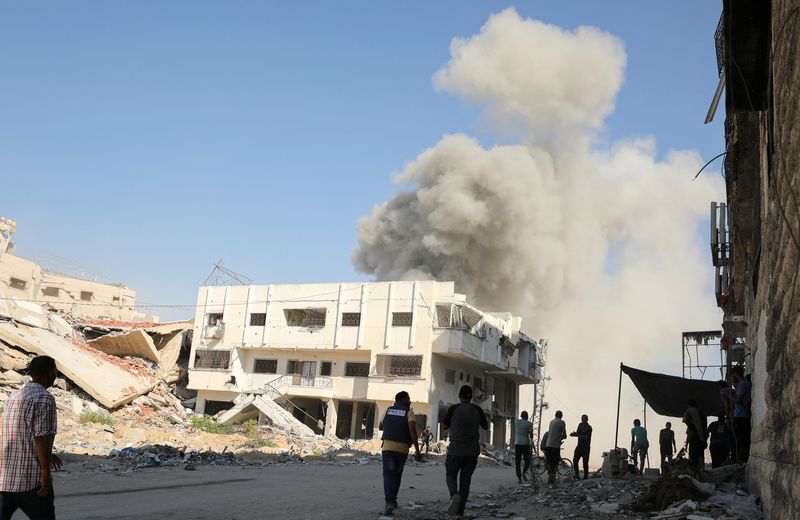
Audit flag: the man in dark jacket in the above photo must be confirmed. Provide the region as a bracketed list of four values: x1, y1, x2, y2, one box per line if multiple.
[683, 399, 708, 474]
[443, 385, 488, 517]
[379, 391, 420, 516]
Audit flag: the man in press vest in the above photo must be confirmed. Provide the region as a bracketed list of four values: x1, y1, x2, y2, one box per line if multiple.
[378, 391, 421, 516]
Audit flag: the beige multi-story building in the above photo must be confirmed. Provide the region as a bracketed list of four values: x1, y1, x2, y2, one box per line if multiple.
[0, 215, 154, 323]
[187, 281, 541, 446]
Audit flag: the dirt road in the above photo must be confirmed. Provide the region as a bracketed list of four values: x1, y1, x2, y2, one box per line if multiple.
[50, 462, 515, 520]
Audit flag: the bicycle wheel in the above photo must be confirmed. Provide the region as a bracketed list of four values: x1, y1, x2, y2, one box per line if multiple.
[531, 456, 548, 476]
[557, 457, 574, 478]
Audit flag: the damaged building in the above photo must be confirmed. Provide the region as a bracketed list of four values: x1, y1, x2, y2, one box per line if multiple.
[187, 281, 542, 446]
[0, 216, 155, 323]
[709, 1, 799, 518]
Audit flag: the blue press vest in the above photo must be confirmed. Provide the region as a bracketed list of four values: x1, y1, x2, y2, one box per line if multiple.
[381, 405, 412, 445]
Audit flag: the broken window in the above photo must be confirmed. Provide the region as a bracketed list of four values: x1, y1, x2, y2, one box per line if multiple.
[254, 359, 278, 374]
[42, 286, 60, 297]
[374, 355, 423, 377]
[436, 304, 452, 327]
[9, 277, 27, 291]
[284, 308, 326, 328]
[206, 313, 224, 326]
[204, 400, 234, 416]
[193, 349, 231, 369]
[341, 312, 361, 327]
[320, 361, 332, 376]
[392, 312, 413, 327]
[445, 369, 456, 384]
[345, 362, 370, 377]
[249, 313, 266, 326]
[80, 291, 93, 302]
[459, 307, 482, 330]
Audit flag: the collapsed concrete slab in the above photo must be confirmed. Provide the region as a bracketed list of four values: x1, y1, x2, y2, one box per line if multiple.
[0, 323, 158, 409]
[153, 330, 183, 378]
[217, 394, 315, 437]
[86, 329, 160, 363]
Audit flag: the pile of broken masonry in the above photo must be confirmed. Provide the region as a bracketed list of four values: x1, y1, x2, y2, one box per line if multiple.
[0, 296, 383, 472]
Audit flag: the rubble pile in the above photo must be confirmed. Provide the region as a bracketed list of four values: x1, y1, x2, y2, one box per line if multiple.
[107, 444, 246, 470]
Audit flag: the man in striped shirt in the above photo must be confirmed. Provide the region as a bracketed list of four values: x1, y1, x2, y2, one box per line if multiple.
[0, 356, 61, 520]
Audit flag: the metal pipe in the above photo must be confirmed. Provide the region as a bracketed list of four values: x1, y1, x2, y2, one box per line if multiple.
[615, 363, 623, 448]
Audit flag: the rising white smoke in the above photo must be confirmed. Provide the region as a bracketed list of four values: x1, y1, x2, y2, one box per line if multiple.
[353, 8, 723, 461]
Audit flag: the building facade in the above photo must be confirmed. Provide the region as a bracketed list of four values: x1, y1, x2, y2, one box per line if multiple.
[710, 2, 799, 518]
[0, 215, 153, 323]
[187, 281, 541, 446]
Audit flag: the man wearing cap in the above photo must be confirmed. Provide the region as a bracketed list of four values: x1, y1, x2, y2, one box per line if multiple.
[443, 385, 488, 517]
[378, 391, 421, 516]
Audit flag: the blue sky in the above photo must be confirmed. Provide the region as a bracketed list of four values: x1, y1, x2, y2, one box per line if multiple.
[1, 1, 724, 320]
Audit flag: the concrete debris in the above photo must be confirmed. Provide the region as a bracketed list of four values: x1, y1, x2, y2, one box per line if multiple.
[0, 342, 30, 371]
[107, 444, 247, 469]
[86, 329, 161, 363]
[218, 394, 316, 437]
[0, 322, 158, 408]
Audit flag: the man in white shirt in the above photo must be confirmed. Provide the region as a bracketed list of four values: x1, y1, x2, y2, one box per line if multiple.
[544, 410, 566, 485]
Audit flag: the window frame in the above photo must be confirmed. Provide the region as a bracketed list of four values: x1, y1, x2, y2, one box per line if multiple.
[344, 362, 370, 377]
[80, 290, 93, 302]
[193, 349, 231, 370]
[341, 312, 361, 327]
[249, 313, 267, 326]
[391, 312, 413, 327]
[253, 358, 278, 374]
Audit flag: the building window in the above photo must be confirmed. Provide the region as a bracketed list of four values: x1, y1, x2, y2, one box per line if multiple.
[320, 361, 332, 376]
[466, 374, 471, 382]
[344, 362, 370, 377]
[80, 291, 93, 301]
[42, 286, 60, 297]
[250, 313, 266, 326]
[435, 304, 452, 327]
[254, 359, 278, 374]
[341, 312, 361, 327]
[474, 377, 483, 391]
[459, 372, 463, 381]
[445, 369, 456, 384]
[9, 278, 27, 291]
[392, 312, 413, 327]
[286, 360, 298, 375]
[206, 313, 224, 326]
[284, 308, 326, 328]
[112, 296, 120, 302]
[193, 349, 231, 369]
[374, 355, 422, 377]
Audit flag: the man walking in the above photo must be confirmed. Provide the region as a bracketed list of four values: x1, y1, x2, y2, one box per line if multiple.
[730, 366, 751, 462]
[0, 356, 61, 520]
[630, 419, 648, 476]
[659, 422, 676, 469]
[545, 411, 566, 485]
[378, 391, 421, 516]
[421, 426, 433, 454]
[511, 411, 532, 484]
[570, 414, 592, 480]
[442, 385, 488, 517]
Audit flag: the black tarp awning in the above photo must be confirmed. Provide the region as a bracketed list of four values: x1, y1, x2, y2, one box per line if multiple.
[621, 364, 723, 418]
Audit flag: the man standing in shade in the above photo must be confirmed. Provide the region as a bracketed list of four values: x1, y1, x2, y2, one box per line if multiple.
[0, 356, 62, 520]
[730, 366, 751, 462]
[570, 414, 592, 480]
[511, 411, 532, 484]
[443, 385, 488, 517]
[378, 391, 421, 516]
[659, 422, 677, 469]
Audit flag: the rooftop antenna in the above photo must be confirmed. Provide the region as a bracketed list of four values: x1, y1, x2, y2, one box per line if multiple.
[203, 259, 253, 286]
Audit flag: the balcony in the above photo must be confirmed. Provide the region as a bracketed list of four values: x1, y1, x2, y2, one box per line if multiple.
[432, 328, 506, 370]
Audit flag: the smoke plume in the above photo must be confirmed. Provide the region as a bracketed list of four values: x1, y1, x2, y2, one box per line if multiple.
[353, 8, 723, 460]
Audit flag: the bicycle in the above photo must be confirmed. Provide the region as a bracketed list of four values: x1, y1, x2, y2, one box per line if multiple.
[530, 450, 573, 481]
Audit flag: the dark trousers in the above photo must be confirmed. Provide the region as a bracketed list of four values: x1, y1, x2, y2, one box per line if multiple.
[0, 489, 55, 520]
[710, 442, 729, 468]
[660, 445, 673, 468]
[573, 445, 589, 478]
[734, 417, 751, 462]
[687, 435, 705, 472]
[382, 451, 408, 503]
[445, 454, 478, 515]
[514, 444, 531, 479]
[544, 446, 559, 481]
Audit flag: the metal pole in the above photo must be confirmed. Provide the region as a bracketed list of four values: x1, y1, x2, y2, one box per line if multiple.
[643, 399, 649, 469]
[615, 363, 623, 448]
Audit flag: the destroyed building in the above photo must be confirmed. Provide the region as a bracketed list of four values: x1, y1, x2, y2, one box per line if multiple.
[187, 281, 542, 446]
[0, 216, 154, 323]
[709, 1, 799, 518]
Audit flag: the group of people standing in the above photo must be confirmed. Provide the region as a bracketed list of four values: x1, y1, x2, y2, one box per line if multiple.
[510, 410, 593, 486]
[379, 385, 487, 518]
[640, 365, 753, 475]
